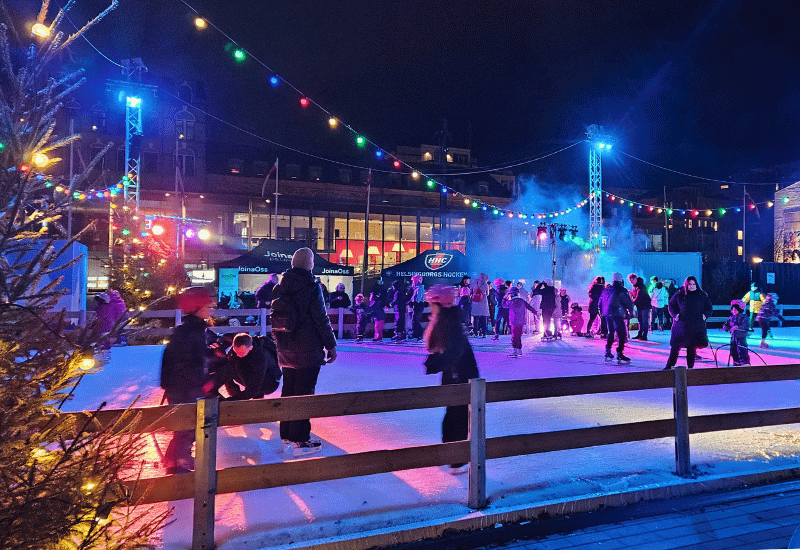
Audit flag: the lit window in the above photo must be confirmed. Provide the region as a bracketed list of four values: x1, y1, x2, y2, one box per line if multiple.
[423, 152, 432, 161]
[446, 154, 453, 163]
[737, 246, 743, 256]
[737, 230, 743, 240]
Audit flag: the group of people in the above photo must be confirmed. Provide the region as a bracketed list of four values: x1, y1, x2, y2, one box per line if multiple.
[159, 248, 338, 473]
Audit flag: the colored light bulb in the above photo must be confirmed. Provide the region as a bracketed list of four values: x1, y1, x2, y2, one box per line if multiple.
[299, 97, 310, 108]
[356, 136, 366, 147]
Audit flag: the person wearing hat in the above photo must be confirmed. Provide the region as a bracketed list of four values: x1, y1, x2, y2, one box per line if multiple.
[507, 287, 537, 357]
[422, 284, 479, 474]
[160, 286, 216, 474]
[598, 273, 635, 363]
[272, 247, 337, 457]
[723, 300, 750, 366]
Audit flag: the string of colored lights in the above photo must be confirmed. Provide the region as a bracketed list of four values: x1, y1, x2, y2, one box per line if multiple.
[170, 0, 588, 219]
[603, 190, 790, 217]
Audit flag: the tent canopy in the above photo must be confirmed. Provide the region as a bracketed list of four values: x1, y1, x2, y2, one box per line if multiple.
[381, 249, 469, 286]
[215, 239, 354, 276]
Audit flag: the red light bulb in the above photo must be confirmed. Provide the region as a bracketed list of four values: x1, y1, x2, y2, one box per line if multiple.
[393, 160, 401, 169]
[299, 97, 310, 108]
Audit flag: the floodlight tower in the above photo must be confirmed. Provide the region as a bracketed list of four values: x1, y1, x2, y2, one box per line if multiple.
[107, 58, 155, 211]
[586, 124, 614, 245]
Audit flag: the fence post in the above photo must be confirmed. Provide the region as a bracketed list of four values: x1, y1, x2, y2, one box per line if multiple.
[261, 308, 267, 335]
[337, 308, 344, 340]
[175, 309, 182, 326]
[193, 397, 218, 550]
[673, 366, 691, 476]
[78, 309, 87, 327]
[468, 378, 487, 510]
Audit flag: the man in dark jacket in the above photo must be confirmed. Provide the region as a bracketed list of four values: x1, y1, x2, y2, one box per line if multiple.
[369, 279, 388, 341]
[217, 333, 281, 400]
[272, 248, 337, 457]
[255, 273, 279, 309]
[599, 273, 635, 363]
[628, 274, 653, 341]
[390, 279, 409, 341]
[160, 286, 215, 474]
[532, 279, 558, 338]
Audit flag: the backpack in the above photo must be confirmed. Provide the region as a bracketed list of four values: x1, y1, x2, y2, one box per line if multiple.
[471, 287, 484, 303]
[270, 289, 303, 333]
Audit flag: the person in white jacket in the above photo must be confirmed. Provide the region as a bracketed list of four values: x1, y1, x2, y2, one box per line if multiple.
[650, 280, 669, 332]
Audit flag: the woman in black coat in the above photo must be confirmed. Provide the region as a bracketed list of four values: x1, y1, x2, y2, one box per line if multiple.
[663, 276, 713, 370]
[586, 276, 605, 337]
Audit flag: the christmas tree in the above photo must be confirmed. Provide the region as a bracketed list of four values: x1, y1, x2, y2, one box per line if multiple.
[0, 2, 168, 548]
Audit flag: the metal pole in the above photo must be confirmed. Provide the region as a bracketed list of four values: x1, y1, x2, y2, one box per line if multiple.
[67, 117, 74, 239]
[274, 158, 279, 238]
[361, 171, 371, 295]
[742, 185, 746, 263]
[663, 186, 669, 253]
[247, 199, 252, 251]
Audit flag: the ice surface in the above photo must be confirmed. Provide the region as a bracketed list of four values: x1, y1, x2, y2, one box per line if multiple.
[65, 327, 800, 549]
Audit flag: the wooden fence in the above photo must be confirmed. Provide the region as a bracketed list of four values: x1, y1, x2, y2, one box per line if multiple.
[53, 364, 800, 549]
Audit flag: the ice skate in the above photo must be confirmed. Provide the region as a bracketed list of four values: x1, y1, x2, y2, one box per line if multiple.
[285, 440, 322, 458]
[491, 334, 499, 341]
[617, 353, 630, 365]
[604, 351, 614, 361]
[760, 340, 769, 348]
[508, 348, 519, 358]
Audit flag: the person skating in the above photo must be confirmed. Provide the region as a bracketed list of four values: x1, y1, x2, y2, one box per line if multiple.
[628, 274, 652, 341]
[328, 283, 351, 309]
[492, 278, 509, 340]
[160, 286, 216, 474]
[272, 248, 337, 457]
[663, 276, 713, 370]
[649, 280, 669, 333]
[722, 300, 750, 366]
[389, 279, 409, 341]
[368, 279, 388, 341]
[422, 284, 479, 474]
[598, 273, 634, 364]
[743, 283, 766, 332]
[407, 274, 426, 342]
[755, 293, 785, 348]
[532, 279, 558, 339]
[350, 293, 371, 342]
[586, 276, 605, 338]
[507, 287, 537, 357]
[471, 273, 490, 337]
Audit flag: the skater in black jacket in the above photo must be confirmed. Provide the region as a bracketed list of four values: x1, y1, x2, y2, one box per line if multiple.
[423, 284, 479, 474]
[598, 273, 635, 364]
[663, 276, 713, 370]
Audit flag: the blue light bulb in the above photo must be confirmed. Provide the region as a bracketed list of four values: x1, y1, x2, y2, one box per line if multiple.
[375, 150, 383, 158]
[270, 75, 279, 87]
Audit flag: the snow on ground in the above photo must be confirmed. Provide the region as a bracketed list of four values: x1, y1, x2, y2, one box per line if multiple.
[66, 327, 800, 550]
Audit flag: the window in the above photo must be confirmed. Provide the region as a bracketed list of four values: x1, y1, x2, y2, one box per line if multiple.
[338, 169, 351, 183]
[174, 108, 196, 140]
[177, 148, 195, 176]
[89, 144, 105, 171]
[91, 105, 106, 133]
[228, 158, 243, 174]
[142, 150, 158, 174]
[178, 82, 192, 103]
[309, 166, 322, 180]
[286, 164, 301, 179]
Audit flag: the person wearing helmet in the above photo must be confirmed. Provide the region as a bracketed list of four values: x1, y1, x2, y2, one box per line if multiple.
[160, 286, 216, 474]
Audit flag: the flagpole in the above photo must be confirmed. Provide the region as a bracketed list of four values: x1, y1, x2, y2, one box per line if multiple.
[361, 170, 371, 295]
[742, 184, 746, 265]
[274, 158, 279, 238]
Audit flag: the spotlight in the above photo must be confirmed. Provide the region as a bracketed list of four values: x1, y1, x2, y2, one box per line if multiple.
[185, 228, 196, 239]
[198, 228, 211, 241]
[537, 225, 549, 241]
[151, 224, 165, 236]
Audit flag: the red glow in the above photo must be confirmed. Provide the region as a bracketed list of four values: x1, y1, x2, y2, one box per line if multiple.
[393, 160, 401, 168]
[648, 206, 654, 212]
[691, 210, 699, 217]
[299, 97, 310, 108]
[749, 203, 756, 210]
[538, 232, 549, 241]
[19, 164, 30, 172]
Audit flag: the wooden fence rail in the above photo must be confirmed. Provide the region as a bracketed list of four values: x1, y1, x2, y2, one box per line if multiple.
[52, 365, 800, 549]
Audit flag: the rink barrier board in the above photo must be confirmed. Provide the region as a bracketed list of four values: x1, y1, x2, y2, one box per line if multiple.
[49, 364, 800, 549]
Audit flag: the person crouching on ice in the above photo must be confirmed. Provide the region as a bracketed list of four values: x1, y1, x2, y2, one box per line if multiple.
[423, 284, 479, 475]
[723, 300, 750, 366]
[569, 303, 585, 336]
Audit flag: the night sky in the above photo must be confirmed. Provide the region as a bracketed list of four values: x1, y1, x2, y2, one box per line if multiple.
[14, 1, 800, 190]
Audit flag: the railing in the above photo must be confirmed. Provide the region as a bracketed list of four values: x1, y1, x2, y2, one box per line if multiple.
[65, 306, 426, 340]
[53, 364, 800, 550]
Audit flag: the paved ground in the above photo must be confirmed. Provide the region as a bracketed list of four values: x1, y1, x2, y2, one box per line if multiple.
[399, 479, 800, 550]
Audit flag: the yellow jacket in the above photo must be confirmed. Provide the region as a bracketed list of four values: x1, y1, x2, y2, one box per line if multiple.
[743, 291, 766, 313]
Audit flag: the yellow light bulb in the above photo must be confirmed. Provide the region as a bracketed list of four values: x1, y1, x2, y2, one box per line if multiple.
[328, 117, 338, 128]
[411, 171, 420, 179]
[31, 23, 50, 38]
[32, 153, 49, 167]
[194, 17, 207, 29]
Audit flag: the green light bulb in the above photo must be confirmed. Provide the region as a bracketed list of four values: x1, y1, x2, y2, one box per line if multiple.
[783, 196, 790, 204]
[355, 136, 366, 147]
[667, 209, 673, 216]
[719, 208, 726, 215]
[233, 49, 245, 61]
[427, 180, 435, 188]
